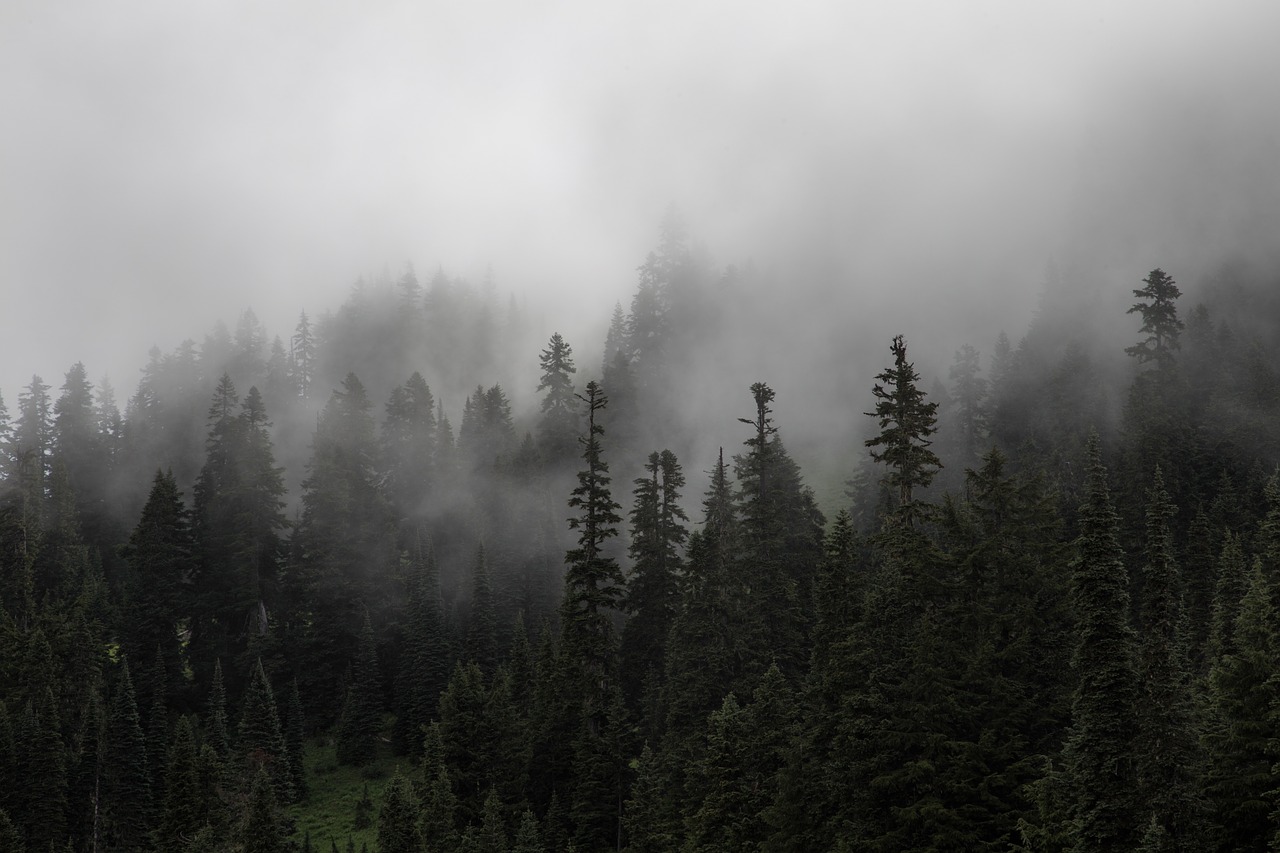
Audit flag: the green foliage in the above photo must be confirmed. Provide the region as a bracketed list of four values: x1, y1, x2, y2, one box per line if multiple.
[375, 769, 422, 853]
[537, 332, 580, 462]
[242, 764, 285, 853]
[1125, 268, 1184, 371]
[161, 716, 205, 847]
[101, 658, 153, 851]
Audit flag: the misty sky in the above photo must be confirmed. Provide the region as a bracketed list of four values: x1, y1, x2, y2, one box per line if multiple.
[3, 1, 1279, 404]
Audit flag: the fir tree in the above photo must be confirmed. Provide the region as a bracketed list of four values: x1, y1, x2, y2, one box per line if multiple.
[512, 809, 544, 853]
[238, 657, 291, 798]
[207, 657, 231, 756]
[15, 688, 67, 851]
[392, 534, 449, 758]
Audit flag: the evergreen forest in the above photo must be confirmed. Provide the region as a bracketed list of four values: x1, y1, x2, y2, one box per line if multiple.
[6, 221, 1280, 853]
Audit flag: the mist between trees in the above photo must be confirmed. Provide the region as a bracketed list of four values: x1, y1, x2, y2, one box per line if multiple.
[3, 217, 1280, 851]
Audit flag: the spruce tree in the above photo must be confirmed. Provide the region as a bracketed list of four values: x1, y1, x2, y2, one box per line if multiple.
[512, 809, 544, 853]
[1125, 268, 1184, 372]
[15, 688, 67, 851]
[0, 808, 22, 853]
[1061, 435, 1139, 851]
[207, 657, 231, 756]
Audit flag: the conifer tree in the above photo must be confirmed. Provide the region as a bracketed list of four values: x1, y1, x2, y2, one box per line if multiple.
[207, 657, 231, 756]
[1133, 469, 1208, 849]
[15, 688, 67, 851]
[161, 715, 204, 847]
[733, 382, 824, 679]
[864, 334, 942, 525]
[376, 769, 423, 853]
[284, 679, 308, 801]
[238, 657, 291, 798]
[1061, 435, 1139, 851]
[537, 333, 579, 463]
[0, 807, 20, 853]
[512, 809, 544, 853]
[336, 610, 381, 766]
[241, 765, 285, 853]
[1204, 558, 1280, 850]
[620, 450, 687, 710]
[477, 788, 510, 853]
[1126, 268, 1184, 373]
[1208, 532, 1248, 662]
[560, 381, 624, 693]
[466, 545, 500, 676]
[420, 763, 460, 851]
[101, 659, 153, 851]
[121, 468, 192, 694]
[393, 534, 448, 758]
[380, 372, 436, 519]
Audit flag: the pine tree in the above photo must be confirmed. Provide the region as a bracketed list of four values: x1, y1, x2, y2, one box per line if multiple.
[420, 764, 460, 851]
[290, 311, 318, 402]
[1061, 435, 1139, 851]
[864, 334, 942, 525]
[336, 610, 381, 766]
[476, 788, 510, 853]
[375, 769, 423, 853]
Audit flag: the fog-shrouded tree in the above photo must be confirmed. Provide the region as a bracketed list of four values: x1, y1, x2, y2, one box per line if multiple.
[865, 335, 942, 526]
[537, 332, 579, 464]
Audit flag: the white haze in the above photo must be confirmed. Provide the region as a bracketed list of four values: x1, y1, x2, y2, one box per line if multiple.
[2, 0, 1279, 429]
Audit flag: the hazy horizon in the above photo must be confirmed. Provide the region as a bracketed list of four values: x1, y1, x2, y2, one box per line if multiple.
[4, 1, 1280, 415]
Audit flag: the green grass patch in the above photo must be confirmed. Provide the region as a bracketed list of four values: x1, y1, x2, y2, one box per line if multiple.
[288, 736, 414, 851]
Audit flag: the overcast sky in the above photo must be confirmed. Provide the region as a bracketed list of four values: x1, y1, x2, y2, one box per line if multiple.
[3, 0, 1279, 404]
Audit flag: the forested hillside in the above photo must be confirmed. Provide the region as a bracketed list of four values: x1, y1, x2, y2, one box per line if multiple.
[3, 223, 1280, 852]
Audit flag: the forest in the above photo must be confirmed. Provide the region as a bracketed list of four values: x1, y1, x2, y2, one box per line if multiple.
[4, 217, 1280, 853]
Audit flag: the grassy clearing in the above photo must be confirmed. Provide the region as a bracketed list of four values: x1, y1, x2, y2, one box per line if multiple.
[288, 737, 413, 851]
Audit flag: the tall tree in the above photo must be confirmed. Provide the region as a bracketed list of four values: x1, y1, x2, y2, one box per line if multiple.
[864, 335, 942, 525]
[1133, 469, 1208, 849]
[620, 449, 687, 710]
[336, 610, 382, 766]
[1061, 435, 1140, 851]
[101, 659, 153, 851]
[121, 468, 192, 697]
[537, 333, 579, 463]
[1125, 268, 1184, 373]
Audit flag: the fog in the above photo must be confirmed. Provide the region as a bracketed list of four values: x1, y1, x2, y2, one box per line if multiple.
[3, 0, 1280, 449]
